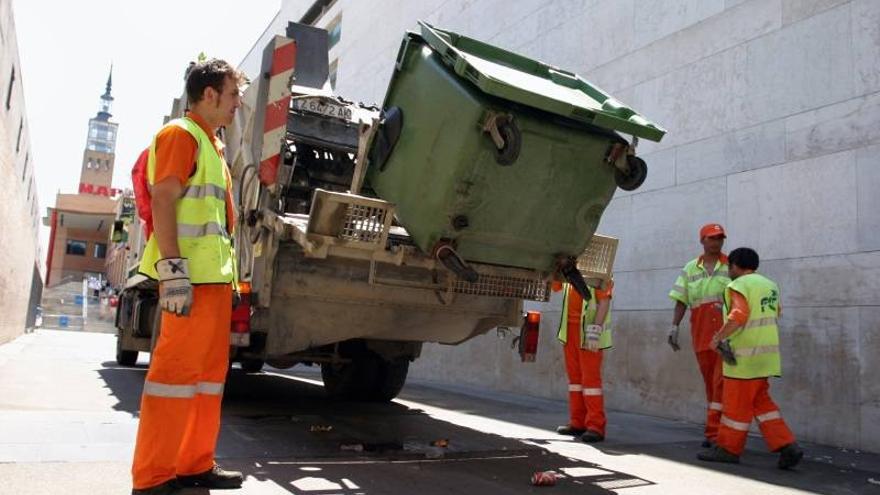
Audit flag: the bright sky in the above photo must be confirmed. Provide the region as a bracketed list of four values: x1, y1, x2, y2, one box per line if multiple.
[14, 0, 283, 257]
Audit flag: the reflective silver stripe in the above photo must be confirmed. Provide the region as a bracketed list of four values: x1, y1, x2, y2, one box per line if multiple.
[196, 382, 225, 395]
[744, 317, 778, 329]
[182, 183, 227, 202]
[568, 384, 583, 392]
[672, 285, 686, 294]
[717, 270, 730, 278]
[694, 296, 723, 307]
[721, 415, 750, 431]
[143, 381, 197, 398]
[709, 402, 723, 411]
[177, 222, 230, 239]
[734, 345, 780, 358]
[688, 273, 707, 283]
[756, 411, 782, 423]
[582, 388, 603, 396]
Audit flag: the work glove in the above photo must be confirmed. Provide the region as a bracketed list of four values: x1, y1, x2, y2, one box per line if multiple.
[717, 339, 738, 365]
[232, 288, 241, 309]
[156, 258, 193, 316]
[667, 325, 681, 352]
[581, 324, 603, 352]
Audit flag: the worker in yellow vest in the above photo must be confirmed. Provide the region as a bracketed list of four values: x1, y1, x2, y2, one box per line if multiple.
[552, 280, 613, 443]
[668, 223, 730, 447]
[131, 59, 244, 495]
[698, 247, 803, 469]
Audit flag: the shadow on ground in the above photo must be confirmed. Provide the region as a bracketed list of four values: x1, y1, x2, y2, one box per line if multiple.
[96, 362, 877, 494]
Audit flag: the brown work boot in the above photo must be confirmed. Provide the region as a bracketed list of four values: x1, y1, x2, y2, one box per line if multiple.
[131, 479, 180, 495]
[777, 443, 804, 470]
[556, 425, 586, 436]
[580, 430, 605, 443]
[697, 445, 740, 464]
[177, 464, 243, 489]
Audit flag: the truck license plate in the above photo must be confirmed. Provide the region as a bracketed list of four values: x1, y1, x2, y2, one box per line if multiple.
[293, 97, 353, 121]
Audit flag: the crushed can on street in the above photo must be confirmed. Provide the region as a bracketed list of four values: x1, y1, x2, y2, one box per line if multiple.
[531, 471, 558, 486]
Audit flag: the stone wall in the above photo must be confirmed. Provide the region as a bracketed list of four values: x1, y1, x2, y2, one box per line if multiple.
[0, 1, 42, 344]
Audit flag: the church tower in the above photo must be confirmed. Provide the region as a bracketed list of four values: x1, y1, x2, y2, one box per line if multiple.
[79, 67, 118, 190]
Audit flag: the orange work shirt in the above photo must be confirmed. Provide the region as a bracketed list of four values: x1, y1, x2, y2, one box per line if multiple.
[152, 111, 235, 232]
[552, 280, 614, 324]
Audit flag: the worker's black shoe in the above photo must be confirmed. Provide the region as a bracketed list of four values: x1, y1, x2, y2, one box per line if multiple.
[131, 479, 180, 495]
[777, 443, 804, 470]
[556, 425, 586, 436]
[580, 430, 605, 443]
[701, 439, 715, 448]
[697, 445, 740, 464]
[177, 464, 243, 489]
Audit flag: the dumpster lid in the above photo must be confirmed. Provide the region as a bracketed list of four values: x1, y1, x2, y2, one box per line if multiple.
[417, 22, 666, 142]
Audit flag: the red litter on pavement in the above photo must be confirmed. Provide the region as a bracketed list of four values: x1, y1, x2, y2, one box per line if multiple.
[531, 471, 557, 486]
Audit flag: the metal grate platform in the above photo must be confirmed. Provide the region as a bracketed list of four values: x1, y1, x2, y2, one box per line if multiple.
[450, 271, 550, 302]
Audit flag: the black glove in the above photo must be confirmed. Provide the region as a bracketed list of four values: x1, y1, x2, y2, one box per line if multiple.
[717, 340, 737, 365]
[232, 289, 241, 309]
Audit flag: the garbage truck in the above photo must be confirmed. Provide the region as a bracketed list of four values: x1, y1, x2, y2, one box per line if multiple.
[114, 21, 665, 402]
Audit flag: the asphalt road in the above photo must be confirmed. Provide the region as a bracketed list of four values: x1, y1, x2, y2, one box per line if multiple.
[0, 330, 877, 494]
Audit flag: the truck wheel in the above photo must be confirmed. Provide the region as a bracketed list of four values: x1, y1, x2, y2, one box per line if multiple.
[370, 359, 409, 402]
[321, 356, 409, 402]
[116, 336, 138, 367]
[240, 358, 265, 373]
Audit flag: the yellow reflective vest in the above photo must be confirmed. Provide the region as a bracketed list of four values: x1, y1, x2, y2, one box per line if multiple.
[556, 284, 612, 350]
[722, 273, 782, 379]
[139, 117, 235, 284]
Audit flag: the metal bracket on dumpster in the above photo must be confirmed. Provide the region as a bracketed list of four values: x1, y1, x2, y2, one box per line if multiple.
[350, 117, 381, 195]
[605, 136, 638, 173]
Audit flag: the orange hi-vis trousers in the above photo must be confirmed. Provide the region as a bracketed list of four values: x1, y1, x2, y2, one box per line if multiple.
[716, 377, 796, 456]
[563, 322, 606, 435]
[695, 350, 723, 441]
[132, 284, 232, 490]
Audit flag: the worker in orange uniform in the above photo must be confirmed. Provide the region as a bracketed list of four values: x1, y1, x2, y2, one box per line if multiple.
[668, 223, 730, 448]
[130, 59, 244, 495]
[698, 247, 803, 469]
[553, 280, 613, 443]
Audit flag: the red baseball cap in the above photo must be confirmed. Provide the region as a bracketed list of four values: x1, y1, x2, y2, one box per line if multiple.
[700, 223, 726, 239]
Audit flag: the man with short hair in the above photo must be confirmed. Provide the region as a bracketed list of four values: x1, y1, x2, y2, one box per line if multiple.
[668, 223, 730, 447]
[698, 247, 802, 469]
[131, 58, 244, 495]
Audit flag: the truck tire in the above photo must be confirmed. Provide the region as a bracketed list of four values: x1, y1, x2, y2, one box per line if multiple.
[116, 336, 138, 367]
[371, 359, 409, 402]
[240, 358, 265, 373]
[321, 356, 409, 402]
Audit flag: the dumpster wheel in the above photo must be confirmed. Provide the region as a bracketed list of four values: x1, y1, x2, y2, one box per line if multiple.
[483, 113, 521, 166]
[615, 155, 648, 191]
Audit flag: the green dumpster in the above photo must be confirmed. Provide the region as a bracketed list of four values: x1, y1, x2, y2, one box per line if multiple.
[367, 22, 665, 276]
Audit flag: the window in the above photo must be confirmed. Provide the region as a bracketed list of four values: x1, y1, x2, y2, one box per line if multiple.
[22, 152, 28, 181]
[5, 67, 14, 110]
[66, 240, 87, 256]
[15, 118, 22, 153]
[327, 15, 342, 49]
[26, 179, 32, 200]
[93, 243, 107, 259]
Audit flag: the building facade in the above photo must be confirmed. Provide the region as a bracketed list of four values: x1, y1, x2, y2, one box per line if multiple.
[249, 0, 880, 452]
[0, 0, 43, 344]
[44, 72, 119, 287]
